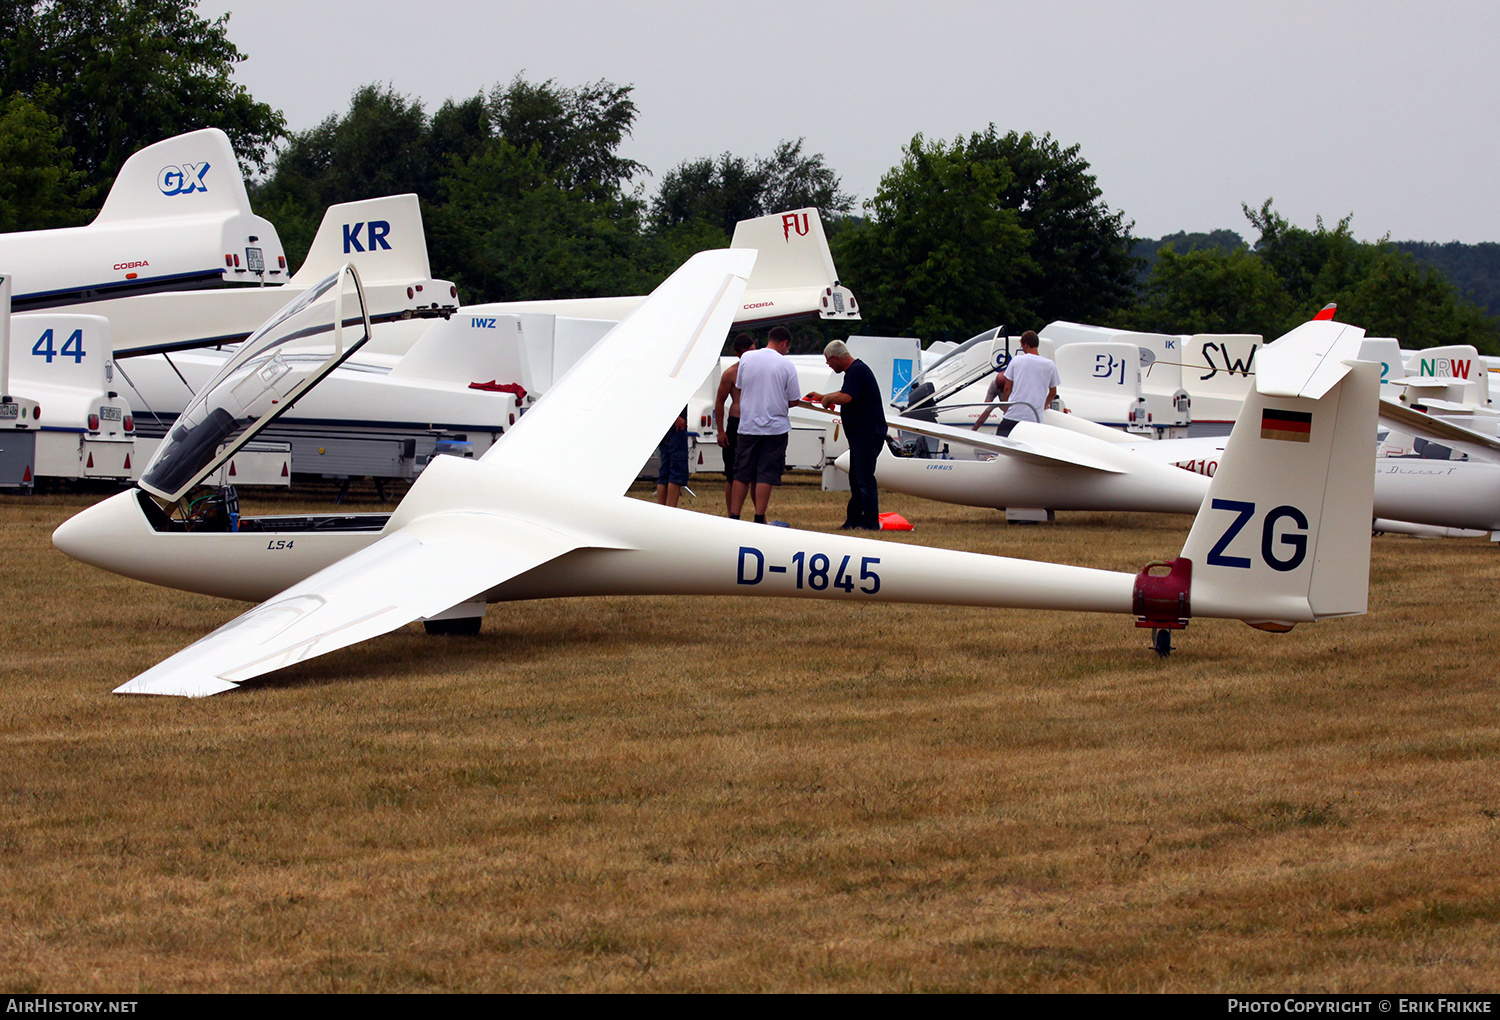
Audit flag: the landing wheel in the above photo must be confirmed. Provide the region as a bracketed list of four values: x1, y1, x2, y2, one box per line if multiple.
[1152, 628, 1173, 658]
[424, 616, 482, 636]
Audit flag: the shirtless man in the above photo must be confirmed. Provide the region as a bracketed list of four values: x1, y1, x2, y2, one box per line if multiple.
[714, 333, 756, 514]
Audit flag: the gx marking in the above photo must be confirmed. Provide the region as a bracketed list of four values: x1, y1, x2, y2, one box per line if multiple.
[737, 546, 881, 593]
[1205, 499, 1309, 572]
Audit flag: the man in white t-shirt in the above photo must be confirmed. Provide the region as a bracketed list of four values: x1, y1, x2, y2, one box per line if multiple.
[729, 326, 803, 523]
[974, 330, 1065, 432]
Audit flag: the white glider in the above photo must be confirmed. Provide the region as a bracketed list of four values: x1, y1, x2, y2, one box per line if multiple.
[54, 250, 1379, 696]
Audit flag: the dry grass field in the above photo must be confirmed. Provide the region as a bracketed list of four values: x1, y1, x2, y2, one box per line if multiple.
[1, 475, 1498, 992]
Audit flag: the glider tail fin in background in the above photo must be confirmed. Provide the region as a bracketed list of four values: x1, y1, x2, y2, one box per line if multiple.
[290, 194, 434, 286]
[1179, 322, 1379, 629]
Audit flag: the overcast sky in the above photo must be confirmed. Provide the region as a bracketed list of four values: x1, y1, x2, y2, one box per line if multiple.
[198, 0, 1500, 244]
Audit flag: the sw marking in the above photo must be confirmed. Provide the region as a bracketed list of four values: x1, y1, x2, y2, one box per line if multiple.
[1198, 341, 1258, 381]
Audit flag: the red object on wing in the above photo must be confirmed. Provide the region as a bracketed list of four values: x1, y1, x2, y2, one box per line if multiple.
[878, 512, 912, 531]
[469, 380, 528, 403]
[1313, 302, 1337, 321]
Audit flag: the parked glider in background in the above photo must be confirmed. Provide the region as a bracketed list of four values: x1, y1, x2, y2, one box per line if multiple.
[849, 316, 1500, 537]
[54, 250, 1378, 697]
[848, 318, 1367, 515]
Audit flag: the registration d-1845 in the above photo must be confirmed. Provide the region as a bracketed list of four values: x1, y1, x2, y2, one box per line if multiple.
[736, 546, 881, 593]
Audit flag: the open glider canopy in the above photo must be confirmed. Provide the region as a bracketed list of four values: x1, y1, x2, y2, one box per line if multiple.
[138, 265, 371, 502]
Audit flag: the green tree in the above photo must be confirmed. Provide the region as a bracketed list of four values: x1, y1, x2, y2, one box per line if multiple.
[0, 0, 285, 196]
[0, 89, 90, 230]
[256, 76, 652, 287]
[649, 138, 853, 238]
[1129, 246, 1296, 337]
[1132, 229, 1246, 283]
[649, 152, 764, 239]
[1394, 240, 1500, 319]
[486, 75, 644, 203]
[1243, 200, 1372, 305]
[433, 139, 654, 303]
[1125, 200, 1499, 352]
[1335, 250, 1496, 351]
[960, 128, 1137, 325]
[755, 139, 854, 220]
[832, 127, 1134, 339]
[255, 85, 435, 213]
[831, 133, 1035, 340]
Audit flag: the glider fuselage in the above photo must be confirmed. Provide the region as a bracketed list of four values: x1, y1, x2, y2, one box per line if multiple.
[55, 455, 1137, 614]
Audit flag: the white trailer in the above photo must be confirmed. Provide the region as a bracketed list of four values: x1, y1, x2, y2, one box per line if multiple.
[1, 307, 134, 487]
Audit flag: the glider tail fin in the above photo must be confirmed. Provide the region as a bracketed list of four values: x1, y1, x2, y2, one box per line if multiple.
[1175, 352, 1379, 629]
[290, 194, 432, 285]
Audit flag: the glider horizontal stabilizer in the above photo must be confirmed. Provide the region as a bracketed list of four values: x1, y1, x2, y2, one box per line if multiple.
[1377, 398, 1500, 465]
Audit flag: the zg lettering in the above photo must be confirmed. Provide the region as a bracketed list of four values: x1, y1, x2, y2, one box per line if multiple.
[737, 546, 880, 594]
[342, 220, 392, 253]
[1206, 499, 1308, 572]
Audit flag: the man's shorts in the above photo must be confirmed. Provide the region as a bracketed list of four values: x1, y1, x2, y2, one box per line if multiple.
[722, 416, 740, 481]
[657, 428, 689, 486]
[733, 431, 789, 486]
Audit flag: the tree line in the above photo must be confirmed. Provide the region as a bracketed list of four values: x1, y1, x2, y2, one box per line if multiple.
[1, 0, 1495, 354]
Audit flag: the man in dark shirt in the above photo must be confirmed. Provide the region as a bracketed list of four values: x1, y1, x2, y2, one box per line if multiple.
[808, 339, 888, 530]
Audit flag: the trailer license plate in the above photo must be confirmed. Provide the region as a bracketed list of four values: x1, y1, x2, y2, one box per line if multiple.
[0, 403, 17, 420]
[245, 247, 264, 273]
[101, 406, 121, 421]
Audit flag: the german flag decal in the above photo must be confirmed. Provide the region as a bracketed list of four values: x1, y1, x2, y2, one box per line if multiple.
[1261, 408, 1312, 442]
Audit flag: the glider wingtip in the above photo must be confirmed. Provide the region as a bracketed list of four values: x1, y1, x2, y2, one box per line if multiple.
[113, 676, 241, 698]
